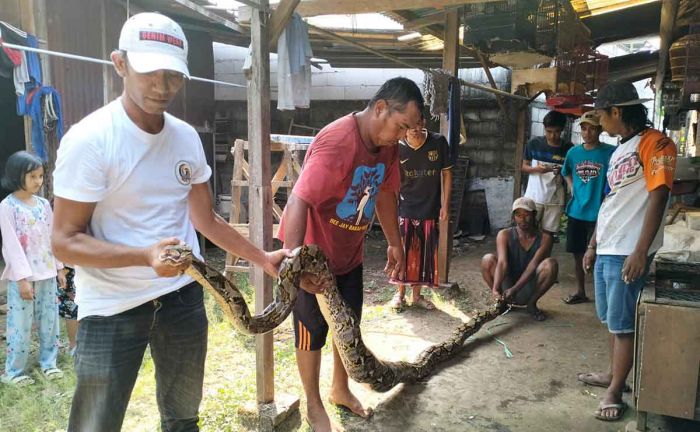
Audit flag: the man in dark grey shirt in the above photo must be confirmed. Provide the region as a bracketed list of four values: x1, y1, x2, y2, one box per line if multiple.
[480, 197, 558, 321]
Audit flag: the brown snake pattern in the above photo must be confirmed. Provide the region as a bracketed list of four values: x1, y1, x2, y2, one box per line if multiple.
[161, 244, 507, 392]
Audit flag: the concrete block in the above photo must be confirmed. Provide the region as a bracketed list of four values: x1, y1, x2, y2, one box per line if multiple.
[531, 123, 545, 137]
[216, 86, 247, 101]
[311, 71, 329, 87]
[466, 177, 515, 231]
[344, 85, 380, 100]
[467, 137, 500, 150]
[463, 110, 481, 122]
[323, 70, 358, 87]
[258, 393, 300, 432]
[310, 86, 344, 100]
[467, 121, 501, 137]
[479, 109, 502, 121]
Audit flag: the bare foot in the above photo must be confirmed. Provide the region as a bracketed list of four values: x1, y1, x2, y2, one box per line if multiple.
[526, 305, 547, 321]
[577, 372, 631, 392]
[577, 372, 612, 387]
[328, 389, 373, 419]
[306, 401, 335, 432]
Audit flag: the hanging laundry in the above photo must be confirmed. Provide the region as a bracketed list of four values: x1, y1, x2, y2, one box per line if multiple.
[24, 34, 42, 84]
[0, 21, 27, 78]
[16, 34, 43, 114]
[241, 43, 253, 80]
[423, 69, 452, 119]
[13, 51, 30, 95]
[277, 13, 312, 111]
[23, 86, 63, 161]
[1, 20, 43, 109]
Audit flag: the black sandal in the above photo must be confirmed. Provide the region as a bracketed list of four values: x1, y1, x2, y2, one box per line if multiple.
[563, 293, 589, 305]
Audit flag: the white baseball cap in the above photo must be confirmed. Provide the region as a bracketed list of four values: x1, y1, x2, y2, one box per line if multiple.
[512, 197, 536, 213]
[118, 12, 190, 78]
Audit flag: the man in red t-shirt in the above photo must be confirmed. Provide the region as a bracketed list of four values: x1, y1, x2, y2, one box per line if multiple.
[278, 77, 423, 431]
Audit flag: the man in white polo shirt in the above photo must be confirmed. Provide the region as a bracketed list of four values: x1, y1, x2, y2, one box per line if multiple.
[52, 13, 288, 432]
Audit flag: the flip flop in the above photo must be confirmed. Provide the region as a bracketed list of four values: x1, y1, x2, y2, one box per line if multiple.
[42, 368, 64, 380]
[412, 296, 436, 310]
[390, 293, 406, 311]
[1, 374, 35, 386]
[594, 402, 627, 421]
[563, 293, 589, 304]
[577, 372, 631, 392]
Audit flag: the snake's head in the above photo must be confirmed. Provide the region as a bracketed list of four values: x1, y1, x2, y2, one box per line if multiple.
[159, 243, 194, 266]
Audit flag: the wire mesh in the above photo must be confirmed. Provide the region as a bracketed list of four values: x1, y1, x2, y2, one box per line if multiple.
[553, 47, 609, 95]
[462, 0, 590, 58]
[656, 288, 700, 303]
[462, 0, 539, 53]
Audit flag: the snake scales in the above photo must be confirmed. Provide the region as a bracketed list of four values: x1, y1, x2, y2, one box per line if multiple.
[161, 243, 506, 392]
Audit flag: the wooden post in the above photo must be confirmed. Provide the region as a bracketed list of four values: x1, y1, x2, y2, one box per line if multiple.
[438, 9, 459, 285]
[513, 107, 528, 201]
[653, 0, 680, 126]
[247, 5, 300, 428]
[247, 0, 274, 405]
[19, 0, 35, 153]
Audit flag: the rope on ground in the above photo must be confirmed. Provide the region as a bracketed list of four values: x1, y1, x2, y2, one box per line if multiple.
[485, 322, 514, 358]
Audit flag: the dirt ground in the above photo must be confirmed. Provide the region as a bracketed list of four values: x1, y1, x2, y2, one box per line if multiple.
[297, 233, 699, 432]
[1, 234, 699, 431]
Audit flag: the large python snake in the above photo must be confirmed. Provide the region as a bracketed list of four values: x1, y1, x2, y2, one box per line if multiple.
[161, 244, 507, 392]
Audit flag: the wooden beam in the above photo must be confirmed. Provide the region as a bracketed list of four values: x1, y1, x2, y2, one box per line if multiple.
[513, 108, 528, 201]
[386, 9, 497, 69]
[576, 0, 657, 19]
[404, 12, 446, 29]
[269, 0, 301, 47]
[477, 51, 507, 115]
[438, 9, 458, 286]
[19, 0, 35, 154]
[237, 0, 271, 12]
[170, 0, 246, 33]
[308, 24, 530, 101]
[654, 0, 679, 124]
[247, 0, 275, 404]
[295, 0, 495, 17]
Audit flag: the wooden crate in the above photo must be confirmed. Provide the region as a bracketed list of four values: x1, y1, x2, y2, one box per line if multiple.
[633, 281, 700, 429]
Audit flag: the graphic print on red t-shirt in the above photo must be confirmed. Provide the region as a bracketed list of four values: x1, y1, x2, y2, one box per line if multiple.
[278, 114, 399, 275]
[333, 164, 386, 229]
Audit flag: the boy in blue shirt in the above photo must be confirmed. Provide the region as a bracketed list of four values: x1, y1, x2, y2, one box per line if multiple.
[561, 111, 615, 304]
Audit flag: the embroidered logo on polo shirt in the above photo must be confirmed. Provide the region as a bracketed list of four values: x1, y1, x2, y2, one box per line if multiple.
[175, 161, 192, 185]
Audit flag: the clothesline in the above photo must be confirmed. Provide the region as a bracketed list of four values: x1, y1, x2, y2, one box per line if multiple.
[0, 42, 246, 88]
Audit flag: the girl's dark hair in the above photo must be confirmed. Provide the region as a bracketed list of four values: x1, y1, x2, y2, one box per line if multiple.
[605, 104, 653, 131]
[1, 151, 44, 191]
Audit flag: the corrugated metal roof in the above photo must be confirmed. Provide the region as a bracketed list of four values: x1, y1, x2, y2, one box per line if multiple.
[571, 0, 659, 18]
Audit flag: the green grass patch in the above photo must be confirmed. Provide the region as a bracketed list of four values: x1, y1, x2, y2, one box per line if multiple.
[1, 250, 478, 431]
